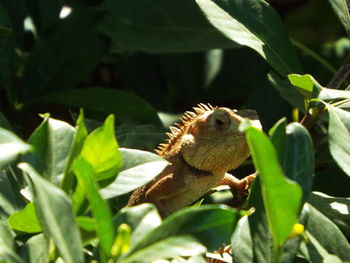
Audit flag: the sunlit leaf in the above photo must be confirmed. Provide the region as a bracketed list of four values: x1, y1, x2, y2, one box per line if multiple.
[242, 122, 302, 253]
[100, 148, 168, 199]
[81, 114, 122, 181]
[73, 157, 115, 257]
[8, 202, 42, 233]
[196, 0, 302, 77]
[0, 128, 31, 171]
[328, 105, 350, 177]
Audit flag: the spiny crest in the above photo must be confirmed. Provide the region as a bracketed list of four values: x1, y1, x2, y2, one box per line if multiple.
[155, 103, 217, 156]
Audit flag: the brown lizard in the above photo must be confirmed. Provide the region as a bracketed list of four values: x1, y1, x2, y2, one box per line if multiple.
[127, 104, 261, 217]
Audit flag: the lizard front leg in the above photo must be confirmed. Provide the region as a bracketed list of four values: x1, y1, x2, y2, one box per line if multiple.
[216, 173, 256, 207]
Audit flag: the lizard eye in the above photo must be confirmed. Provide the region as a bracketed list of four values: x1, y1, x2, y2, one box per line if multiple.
[213, 113, 230, 131]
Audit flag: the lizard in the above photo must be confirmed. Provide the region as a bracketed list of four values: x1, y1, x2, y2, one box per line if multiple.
[127, 103, 261, 218]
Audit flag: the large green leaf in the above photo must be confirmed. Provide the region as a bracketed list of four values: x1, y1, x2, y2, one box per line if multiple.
[19, 8, 108, 102]
[0, 221, 24, 263]
[270, 120, 314, 203]
[328, 105, 350, 177]
[18, 163, 84, 263]
[99, 0, 236, 53]
[328, 0, 350, 36]
[196, 0, 302, 77]
[100, 148, 168, 199]
[0, 128, 31, 171]
[73, 157, 115, 258]
[300, 204, 350, 262]
[22, 115, 75, 185]
[8, 202, 42, 233]
[121, 205, 237, 262]
[81, 114, 122, 181]
[242, 123, 302, 258]
[19, 234, 49, 263]
[40, 87, 162, 126]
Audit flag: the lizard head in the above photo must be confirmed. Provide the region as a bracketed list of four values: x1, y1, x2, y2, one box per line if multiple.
[156, 104, 261, 174]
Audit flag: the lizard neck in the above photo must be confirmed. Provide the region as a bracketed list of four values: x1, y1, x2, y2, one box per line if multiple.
[164, 154, 224, 177]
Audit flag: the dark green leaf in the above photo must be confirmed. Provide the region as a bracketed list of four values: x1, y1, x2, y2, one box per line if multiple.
[8, 202, 42, 233]
[300, 204, 350, 262]
[19, 163, 84, 263]
[100, 148, 168, 199]
[39, 87, 162, 126]
[0, 170, 25, 219]
[99, 0, 236, 53]
[27, 0, 63, 34]
[243, 123, 302, 252]
[308, 192, 350, 237]
[0, 128, 31, 171]
[327, 0, 350, 36]
[73, 157, 115, 257]
[20, 234, 49, 263]
[270, 121, 314, 203]
[19, 8, 108, 101]
[116, 124, 165, 151]
[328, 105, 350, 177]
[268, 72, 305, 110]
[81, 114, 121, 181]
[196, 0, 302, 77]
[0, 112, 12, 131]
[22, 115, 76, 185]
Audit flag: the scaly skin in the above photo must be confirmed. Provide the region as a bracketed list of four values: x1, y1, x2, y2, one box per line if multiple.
[127, 104, 261, 217]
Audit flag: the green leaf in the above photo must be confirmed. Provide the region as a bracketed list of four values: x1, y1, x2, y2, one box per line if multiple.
[268, 72, 305, 110]
[288, 74, 321, 99]
[0, 112, 12, 131]
[40, 87, 162, 126]
[196, 0, 302, 77]
[99, 0, 236, 53]
[0, 221, 25, 263]
[18, 163, 84, 263]
[22, 115, 76, 185]
[8, 202, 42, 233]
[20, 234, 49, 263]
[328, 105, 350, 177]
[0, 170, 25, 219]
[123, 235, 206, 263]
[0, 128, 31, 171]
[73, 157, 115, 257]
[114, 204, 162, 244]
[308, 192, 350, 237]
[243, 123, 302, 255]
[100, 148, 168, 199]
[19, 8, 108, 102]
[300, 204, 350, 262]
[270, 120, 314, 203]
[122, 205, 236, 262]
[231, 216, 253, 262]
[81, 114, 122, 181]
[327, 0, 350, 36]
[61, 109, 88, 192]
